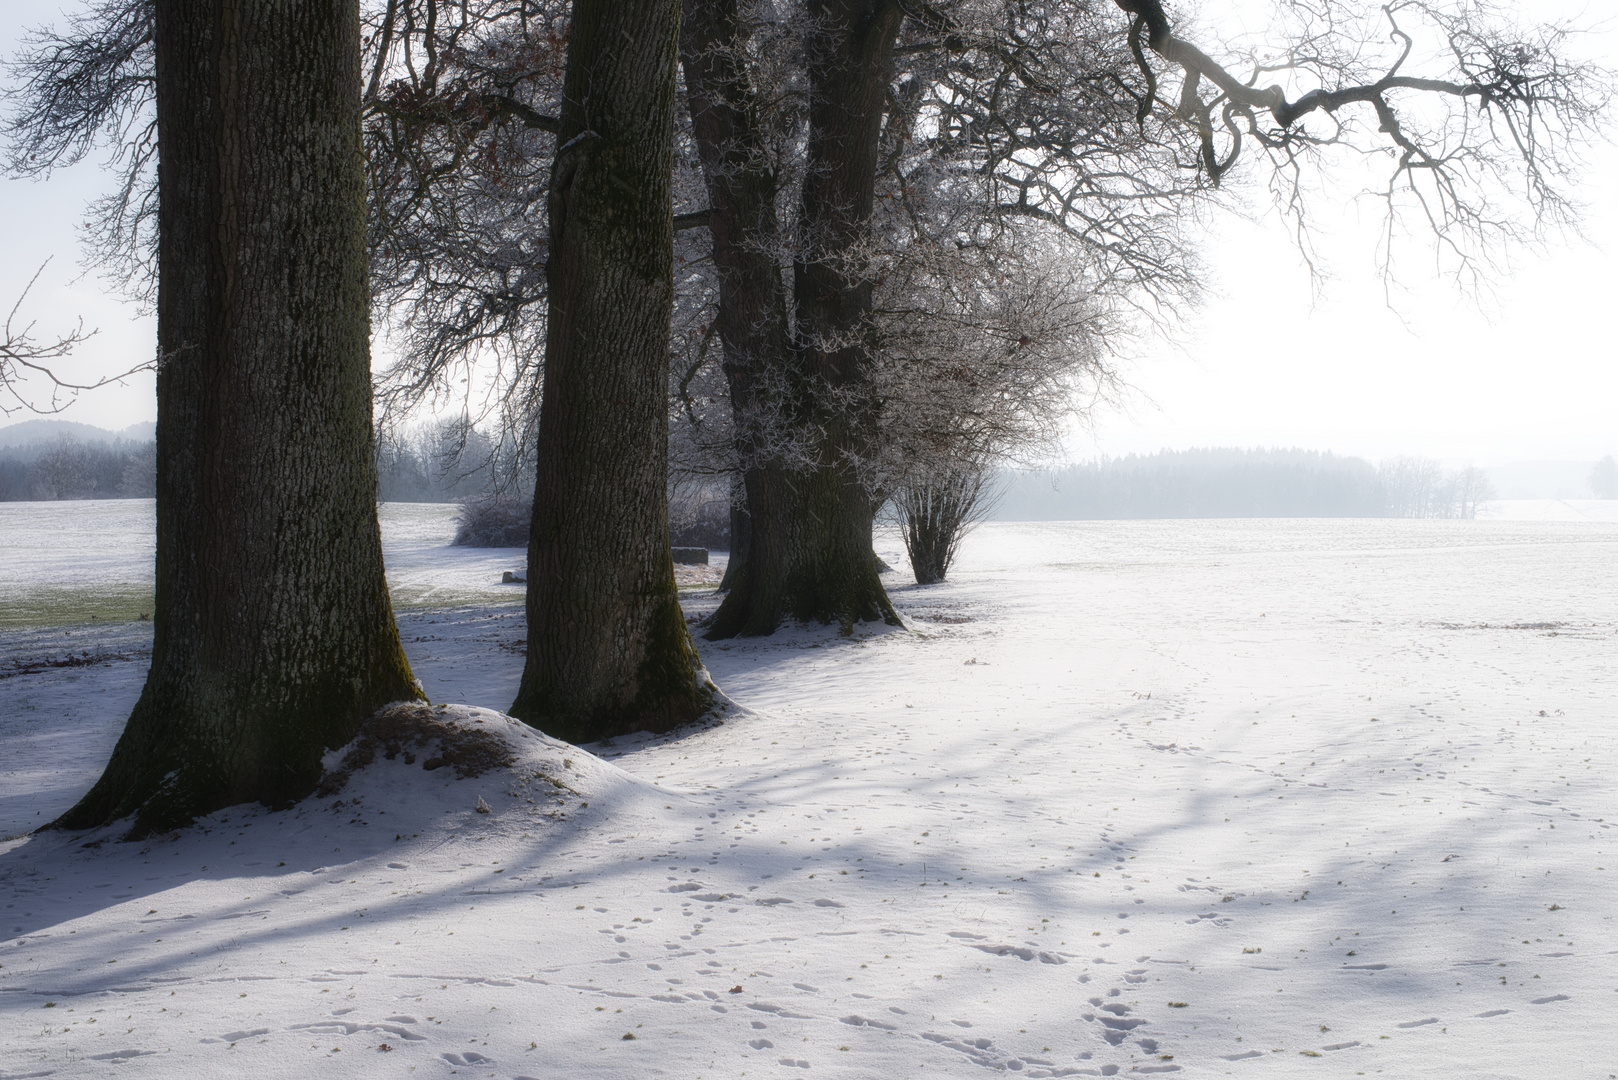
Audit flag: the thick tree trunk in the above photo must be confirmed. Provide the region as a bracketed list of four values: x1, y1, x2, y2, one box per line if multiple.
[509, 0, 712, 742]
[54, 0, 420, 837]
[682, 0, 900, 637]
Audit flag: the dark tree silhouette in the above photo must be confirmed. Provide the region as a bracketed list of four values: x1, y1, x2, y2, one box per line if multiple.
[53, 0, 420, 836]
[507, 0, 714, 741]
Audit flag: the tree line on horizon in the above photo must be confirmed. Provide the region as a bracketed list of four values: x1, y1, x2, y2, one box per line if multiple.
[994, 448, 1502, 521]
[6, 428, 1614, 523]
[0, 434, 154, 500]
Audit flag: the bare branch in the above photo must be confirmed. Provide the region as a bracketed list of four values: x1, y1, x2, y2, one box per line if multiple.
[1, 261, 150, 416]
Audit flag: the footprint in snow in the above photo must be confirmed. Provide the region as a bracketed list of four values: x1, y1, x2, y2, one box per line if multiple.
[968, 943, 1066, 965]
[86, 1049, 159, 1061]
[842, 1015, 898, 1030]
[1531, 994, 1569, 1004]
[778, 1058, 810, 1068]
[442, 1051, 495, 1065]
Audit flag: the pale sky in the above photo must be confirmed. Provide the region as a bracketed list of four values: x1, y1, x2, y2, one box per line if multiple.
[2, 2, 1614, 468]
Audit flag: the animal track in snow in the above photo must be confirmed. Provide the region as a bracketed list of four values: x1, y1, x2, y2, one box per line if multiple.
[86, 1049, 159, 1061]
[442, 1050, 494, 1065]
[968, 943, 1067, 964]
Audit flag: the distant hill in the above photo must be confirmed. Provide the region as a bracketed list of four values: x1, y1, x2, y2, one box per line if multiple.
[0, 418, 156, 450]
[991, 448, 1387, 521]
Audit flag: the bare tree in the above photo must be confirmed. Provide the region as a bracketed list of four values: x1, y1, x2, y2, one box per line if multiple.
[1380, 456, 1493, 518]
[1589, 455, 1618, 500]
[892, 459, 996, 584]
[53, 0, 421, 836]
[1451, 465, 1495, 518]
[679, 0, 1610, 634]
[507, 0, 715, 741]
[12, 0, 1611, 634]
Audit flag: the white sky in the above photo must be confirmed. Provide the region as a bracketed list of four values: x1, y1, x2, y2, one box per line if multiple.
[2, 2, 1614, 467]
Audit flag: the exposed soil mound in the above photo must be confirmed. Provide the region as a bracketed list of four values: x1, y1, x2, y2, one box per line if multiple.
[318, 701, 516, 795]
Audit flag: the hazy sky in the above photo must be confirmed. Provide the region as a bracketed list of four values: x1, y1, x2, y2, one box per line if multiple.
[2, 2, 1613, 467]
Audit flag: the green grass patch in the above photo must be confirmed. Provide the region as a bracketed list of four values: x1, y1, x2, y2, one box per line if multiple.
[0, 587, 156, 631]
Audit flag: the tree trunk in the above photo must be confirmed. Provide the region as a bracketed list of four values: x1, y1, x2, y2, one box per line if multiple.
[683, 0, 901, 638]
[53, 0, 420, 838]
[509, 0, 712, 743]
[717, 472, 749, 592]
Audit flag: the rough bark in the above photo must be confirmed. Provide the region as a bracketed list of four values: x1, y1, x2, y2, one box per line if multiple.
[683, 0, 900, 638]
[53, 0, 420, 838]
[509, 0, 712, 742]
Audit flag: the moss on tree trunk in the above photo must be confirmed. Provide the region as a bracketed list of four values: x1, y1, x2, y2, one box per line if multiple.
[53, 0, 421, 838]
[508, 0, 713, 742]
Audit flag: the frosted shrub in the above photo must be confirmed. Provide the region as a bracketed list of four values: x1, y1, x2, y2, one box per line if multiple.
[452, 497, 531, 547]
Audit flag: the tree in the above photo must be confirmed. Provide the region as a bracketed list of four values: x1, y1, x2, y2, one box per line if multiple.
[678, 0, 1609, 635]
[1450, 466, 1494, 519]
[506, 0, 714, 741]
[50, 0, 420, 836]
[16, 0, 1610, 642]
[892, 460, 995, 584]
[1590, 456, 1618, 500]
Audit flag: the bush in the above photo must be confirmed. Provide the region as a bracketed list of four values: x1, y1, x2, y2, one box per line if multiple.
[452, 497, 531, 547]
[669, 483, 731, 549]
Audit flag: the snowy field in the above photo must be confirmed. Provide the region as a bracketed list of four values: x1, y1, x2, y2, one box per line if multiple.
[2, 503, 1616, 1079]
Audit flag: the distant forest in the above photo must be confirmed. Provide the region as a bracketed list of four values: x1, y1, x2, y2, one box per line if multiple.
[3, 425, 1607, 521]
[0, 419, 518, 504]
[992, 448, 1495, 520]
[0, 436, 155, 501]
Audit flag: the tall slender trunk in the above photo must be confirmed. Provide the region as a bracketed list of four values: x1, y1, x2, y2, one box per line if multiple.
[509, 0, 712, 742]
[54, 0, 420, 837]
[682, 0, 901, 638]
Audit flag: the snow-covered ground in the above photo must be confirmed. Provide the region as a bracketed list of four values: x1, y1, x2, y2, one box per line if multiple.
[2, 507, 1616, 1078]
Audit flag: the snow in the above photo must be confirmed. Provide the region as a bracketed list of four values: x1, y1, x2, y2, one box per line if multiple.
[3, 508, 1616, 1078]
